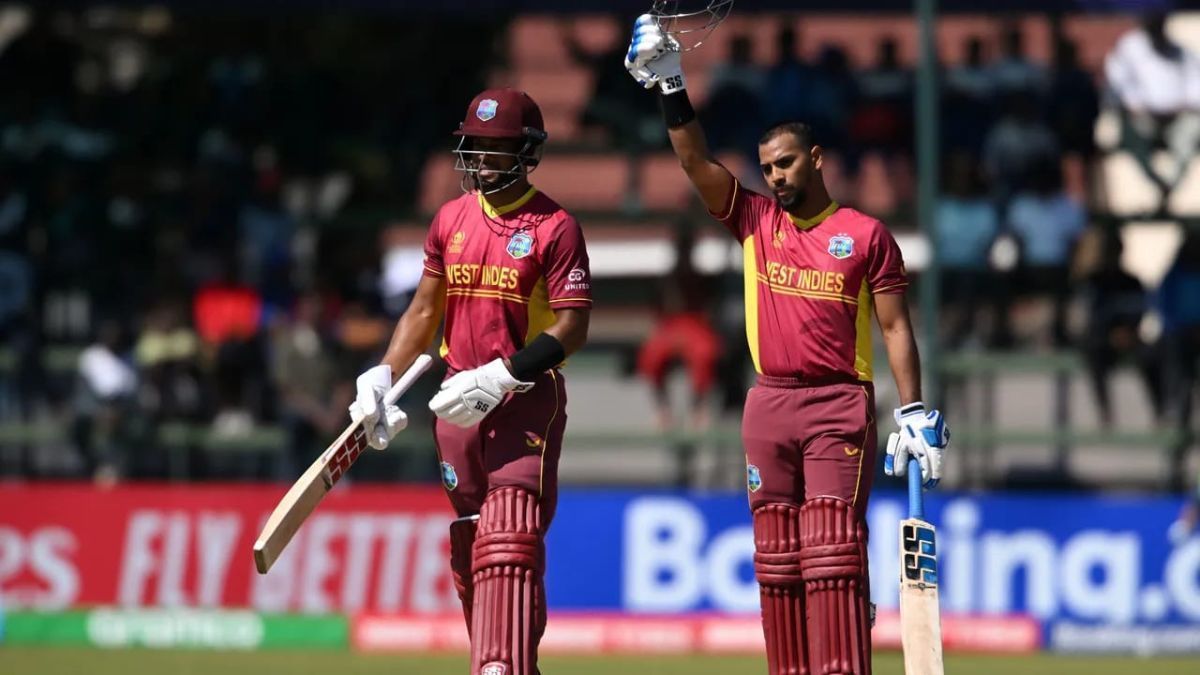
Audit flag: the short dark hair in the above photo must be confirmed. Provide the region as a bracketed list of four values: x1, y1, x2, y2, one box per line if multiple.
[759, 121, 815, 148]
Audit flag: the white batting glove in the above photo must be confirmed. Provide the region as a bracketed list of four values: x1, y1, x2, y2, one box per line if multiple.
[883, 402, 949, 489]
[349, 364, 409, 450]
[428, 359, 532, 429]
[624, 14, 685, 93]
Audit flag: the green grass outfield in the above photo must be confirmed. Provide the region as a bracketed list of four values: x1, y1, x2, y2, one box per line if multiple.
[4, 648, 1200, 675]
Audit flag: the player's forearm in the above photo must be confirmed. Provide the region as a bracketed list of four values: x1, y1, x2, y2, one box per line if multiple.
[505, 308, 589, 381]
[663, 97, 712, 173]
[662, 94, 733, 214]
[542, 308, 589, 356]
[380, 308, 440, 378]
[883, 323, 923, 405]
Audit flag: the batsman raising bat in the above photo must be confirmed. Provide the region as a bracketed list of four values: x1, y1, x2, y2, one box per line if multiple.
[351, 87, 591, 675]
[625, 11, 948, 675]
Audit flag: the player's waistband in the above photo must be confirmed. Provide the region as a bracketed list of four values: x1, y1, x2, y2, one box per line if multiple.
[755, 374, 870, 389]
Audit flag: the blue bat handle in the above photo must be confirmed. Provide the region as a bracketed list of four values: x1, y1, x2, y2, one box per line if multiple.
[907, 457, 924, 520]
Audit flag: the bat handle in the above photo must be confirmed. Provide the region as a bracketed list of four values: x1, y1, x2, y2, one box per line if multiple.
[383, 354, 434, 407]
[907, 457, 924, 520]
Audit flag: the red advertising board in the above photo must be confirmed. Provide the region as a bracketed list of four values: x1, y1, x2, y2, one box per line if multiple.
[0, 483, 457, 614]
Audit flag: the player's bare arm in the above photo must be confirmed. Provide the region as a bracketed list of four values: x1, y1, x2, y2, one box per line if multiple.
[343, 274, 445, 451]
[624, 15, 732, 214]
[381, 273, 447, 375]
[536, 307, 590, 357]
[877, 291, 949, 489]
[874, 292, 922, 405]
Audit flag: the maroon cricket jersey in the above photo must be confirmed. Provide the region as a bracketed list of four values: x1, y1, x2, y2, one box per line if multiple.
[712, 180, 908, 382]
[423, 187, 592, 372]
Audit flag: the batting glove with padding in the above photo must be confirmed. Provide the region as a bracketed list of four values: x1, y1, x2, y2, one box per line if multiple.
[349, 364, 409, 450]
[624, 14, 685, 93]
[884, 402, 949, 489]
[428, 359, 533, 429]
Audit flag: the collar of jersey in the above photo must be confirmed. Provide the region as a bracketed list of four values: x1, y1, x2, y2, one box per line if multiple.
[786, 200, 839, 230]
[479, 186, 539, 218]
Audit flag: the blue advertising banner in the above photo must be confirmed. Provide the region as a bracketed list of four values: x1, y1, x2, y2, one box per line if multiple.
[545, 489, 1200, 651]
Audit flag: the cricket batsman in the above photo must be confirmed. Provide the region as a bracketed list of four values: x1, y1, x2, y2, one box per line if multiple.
[626, 17, 949, 674]
[349, 88, 591, 675]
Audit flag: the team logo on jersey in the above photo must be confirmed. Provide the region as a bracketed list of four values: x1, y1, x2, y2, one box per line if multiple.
[440, 462, 459, 491]
[448, 230, 466, 254]
[828, 234, 854, 260]
[481, 663, 507, 675]
[746, 464, 763, 493]
[476, 99, 498, 122]
[506, 231, 534, 259]
[773, 228, 787, 248]
[525, 431, 544, 449]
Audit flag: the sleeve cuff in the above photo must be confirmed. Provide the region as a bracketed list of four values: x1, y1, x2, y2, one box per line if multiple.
[548, 297, 593, 308]
[423, 265, 445, 277]
[871, 282, 908, 295]
[707, 179, 739, 221]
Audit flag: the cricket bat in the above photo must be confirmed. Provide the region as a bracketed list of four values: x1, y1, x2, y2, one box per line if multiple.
[899, 457, 945, 674]
[253, 354, 433, 574]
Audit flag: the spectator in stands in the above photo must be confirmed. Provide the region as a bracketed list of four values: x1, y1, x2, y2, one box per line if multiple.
[1006, 160, 1086, 347]
[1158, 228, 1200, 491]
[935, 151, 999, 349]
[982, 93, 1060, 214]
[702, 34, 765, 160]
[270, 291, 353, 478]
[192, 260, 269, 439]
[852, 36, 913, 160]
[135, 300, 204, 424]
[989, 22, 1047, 100]
[563, 16, 661, 151]
[238, 147, 296, 308]
[1105, 12, 1200, 216]
[1048, 38, 1100, 164]
[378, 226, 426, 318]
[73, 319, 138, 484]
[762, 25, 819, 129]
[1071, 228, 1161, 427]
[943, 36, 997, 155]
[807, 45, 857, 166]
[637, 223, 722, 431]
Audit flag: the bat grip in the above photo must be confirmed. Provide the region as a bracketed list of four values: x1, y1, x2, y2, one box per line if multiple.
[383, 354, 433, 407]
[908, 457, 924, 520]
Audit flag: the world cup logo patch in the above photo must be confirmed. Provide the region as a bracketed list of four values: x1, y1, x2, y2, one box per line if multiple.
[828, 234, 854, 260]
[507, 232, 534, 259]
[440, 462, 459, 491]
[747, 464, 763, 493]
[476, 99, 498, 122]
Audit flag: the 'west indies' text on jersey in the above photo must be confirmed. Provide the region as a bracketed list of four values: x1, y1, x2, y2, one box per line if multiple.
[423, 187, 592, 372]
[712, 181, 908, 382]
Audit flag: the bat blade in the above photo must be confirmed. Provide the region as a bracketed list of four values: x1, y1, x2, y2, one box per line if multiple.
[252, 354, 433, 574]
[899, 516, 945, 675]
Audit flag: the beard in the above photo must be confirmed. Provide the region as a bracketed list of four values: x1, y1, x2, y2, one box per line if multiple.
[775, 186, 806, 210]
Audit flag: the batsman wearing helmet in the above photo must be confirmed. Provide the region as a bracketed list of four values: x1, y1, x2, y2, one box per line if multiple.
[626, 14, 949, 675]
[349, 88, 591, 675]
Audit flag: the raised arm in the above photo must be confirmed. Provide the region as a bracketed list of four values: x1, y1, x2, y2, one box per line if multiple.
[625, 15, 733, 213]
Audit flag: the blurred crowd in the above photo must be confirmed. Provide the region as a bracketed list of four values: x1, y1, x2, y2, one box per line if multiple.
[1, 7, 1199, 487]
[0, 7, 494, 481]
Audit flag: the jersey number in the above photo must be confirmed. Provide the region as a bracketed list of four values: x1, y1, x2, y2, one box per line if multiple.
[665, 75, 683, 89]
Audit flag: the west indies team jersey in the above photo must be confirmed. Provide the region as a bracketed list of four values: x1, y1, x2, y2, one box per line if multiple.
[423, 187, 592, 372]
[713, 181, 908, 382]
